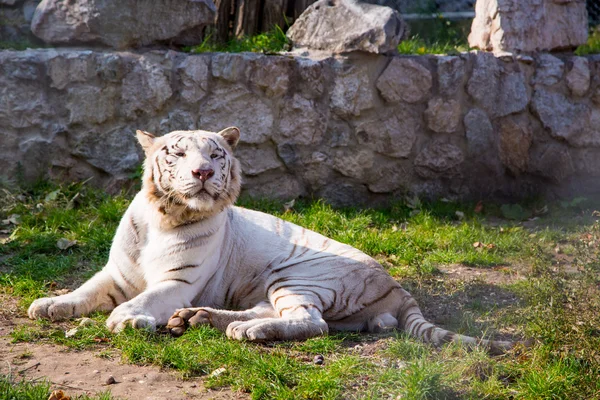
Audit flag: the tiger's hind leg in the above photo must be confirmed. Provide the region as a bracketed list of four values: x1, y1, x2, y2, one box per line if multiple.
[225, 291, 328, 342]
[167, 301, 277, 337]
[367, 313, 399, 333]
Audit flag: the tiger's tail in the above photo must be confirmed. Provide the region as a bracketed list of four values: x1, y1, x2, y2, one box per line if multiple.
[397, 295, 514, 355]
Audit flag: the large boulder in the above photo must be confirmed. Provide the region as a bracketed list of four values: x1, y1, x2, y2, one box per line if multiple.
[468, 0, 588, 54]
[31, 0, 216, 49]
[286, 0, 406, 54]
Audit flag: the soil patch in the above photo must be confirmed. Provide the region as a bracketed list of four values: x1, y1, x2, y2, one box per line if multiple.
[0, 298, 245, 400]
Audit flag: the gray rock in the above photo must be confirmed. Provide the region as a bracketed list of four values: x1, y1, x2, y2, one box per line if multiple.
[31, 0, 216, 49]
[367, 160, 412, 193]
[178, 56, 210, 104]
[376, 58, 432, 103]
[94, 53, 125, 83]
[249, 56, 292, 98]
[331, 64, 374, 116]
[48, 53, 91, 89]
[297, 151, 334, 190]
[414, 140, 464, 178]
[318, 181, 370, 207]
[121, 57, 172, 119]
[574, 109, 600, 147]
[498, 115, 532, 175]
[236, 144, 283, 176]
[67, 86, 117, 125]
[529, 143, 574, 182]
[1, 86, 49, 129]
[159, 110, 196, 133]
[571, 148, 600, 175]
[243, 173, 305, 200]
[355, 109, 418, 158]
[531, 88, 590, 146]
[566, 57, 590, 97]
[287, 0, 406, 55]
[0, 54, 51, 129]
[23, 1, 39, 23]
[464, 108, 494, 154]
[332, 148, 374, 180]
[326, 118, 355, 148]
[296, 57, 333, 99]
[437, 56, 466, 96]
[469, 0, 588, 53]
[200, 84, 274, 144]
[424, 98, 461, 133]
[467, 52, 528, 118]
[532, 54, 564, 87]
[212, 53, 258, 83]
[71, 126, 140, 175]
[277, 94, 328, 145]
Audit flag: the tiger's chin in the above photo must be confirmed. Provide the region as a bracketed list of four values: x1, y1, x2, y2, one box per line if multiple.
[185, 193, 218, 213]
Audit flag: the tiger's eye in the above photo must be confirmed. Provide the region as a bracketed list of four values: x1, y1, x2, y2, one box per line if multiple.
[210, 154, 218, 159]
[176, 152, 185, 157]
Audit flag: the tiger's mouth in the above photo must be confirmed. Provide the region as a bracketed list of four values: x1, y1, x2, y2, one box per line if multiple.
[182, 186, 212, 199]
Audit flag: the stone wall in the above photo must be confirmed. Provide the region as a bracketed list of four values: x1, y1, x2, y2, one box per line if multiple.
[1, 48, 600, 205]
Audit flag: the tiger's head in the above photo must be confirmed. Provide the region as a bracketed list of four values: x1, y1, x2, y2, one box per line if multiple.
[136, 127, 242, 227]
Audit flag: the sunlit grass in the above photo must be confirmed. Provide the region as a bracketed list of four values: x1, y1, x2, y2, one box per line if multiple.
[2, 181, 600, 398]
[575, 28, 600, 55]
[189, 26, 290, 54]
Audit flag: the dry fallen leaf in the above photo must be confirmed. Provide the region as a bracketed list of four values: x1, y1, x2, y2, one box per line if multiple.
[474, 201, 484, 214]
[65, 328, 79, 338]
[210, 367, 227, 378]
[56, 238, 77, 250]
[48, 390, 71, 400]
[283, 199, 295, 213]
[2, 214, 21, 225]
[473, 242, 483, 248]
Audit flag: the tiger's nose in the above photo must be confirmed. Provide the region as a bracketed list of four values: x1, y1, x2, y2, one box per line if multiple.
[192, 168, 214, 182]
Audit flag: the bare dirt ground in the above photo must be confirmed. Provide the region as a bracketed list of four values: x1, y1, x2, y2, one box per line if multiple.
[0, 296, 246, 400]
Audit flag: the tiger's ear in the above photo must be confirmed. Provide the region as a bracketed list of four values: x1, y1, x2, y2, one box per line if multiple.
[136, 130, 156, 154]
[218, 127, 240, 149]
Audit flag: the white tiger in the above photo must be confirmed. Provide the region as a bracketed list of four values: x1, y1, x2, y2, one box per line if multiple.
[28, 127, 513, 353]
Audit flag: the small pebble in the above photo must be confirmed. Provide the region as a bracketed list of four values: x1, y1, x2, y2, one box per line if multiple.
[313, 354, 324, 365]
[106, 375, 116, 385]
[92, 370, 100, 374]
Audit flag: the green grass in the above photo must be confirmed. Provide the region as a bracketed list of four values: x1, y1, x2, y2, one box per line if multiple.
[189, 26, 290, 54]
[1, 181, 600, 399]
[0, 39, 39, 51]
[0, 374, 113, 399]
[575, 28, 600, 55]
[398, 36, 469, 55]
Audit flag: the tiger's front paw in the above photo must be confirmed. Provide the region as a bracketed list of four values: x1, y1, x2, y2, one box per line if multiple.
[106, 303, 156, 333]
[167, 308, 212, 337]
[28, 295, 84, 321]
